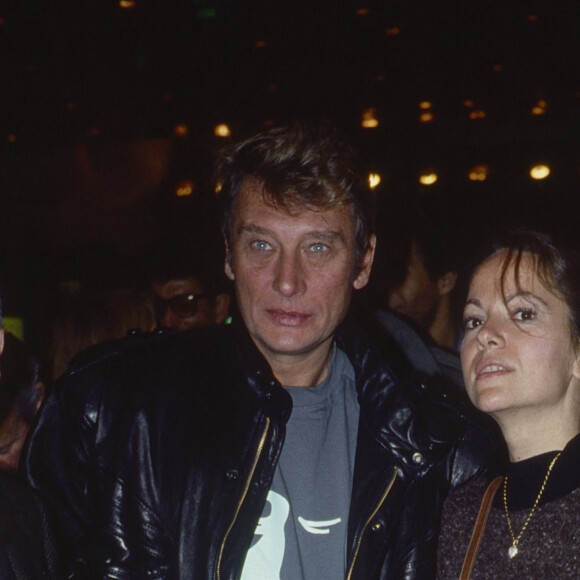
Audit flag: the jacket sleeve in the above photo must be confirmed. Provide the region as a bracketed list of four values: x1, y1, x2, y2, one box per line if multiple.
[24, 351, 178, 579]
[23, 361, 111, 578]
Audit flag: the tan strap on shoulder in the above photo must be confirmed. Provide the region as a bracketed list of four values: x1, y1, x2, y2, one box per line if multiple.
[459, 476, 503, 580]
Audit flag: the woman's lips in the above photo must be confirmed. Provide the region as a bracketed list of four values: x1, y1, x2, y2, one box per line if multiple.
[475, 360, 512, 380]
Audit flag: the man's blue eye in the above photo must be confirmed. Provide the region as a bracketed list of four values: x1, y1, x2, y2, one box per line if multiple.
[254, 241, 270, 250]
[311, 244, 327, 253]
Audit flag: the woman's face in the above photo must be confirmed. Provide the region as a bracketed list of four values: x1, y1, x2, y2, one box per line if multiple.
[461, 249, 580, 423]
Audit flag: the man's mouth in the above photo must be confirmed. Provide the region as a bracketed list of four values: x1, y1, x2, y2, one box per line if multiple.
[267, 309, 311, 326]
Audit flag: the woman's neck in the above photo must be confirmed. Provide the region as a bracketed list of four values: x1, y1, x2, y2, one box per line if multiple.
[495, 409, 580, 461]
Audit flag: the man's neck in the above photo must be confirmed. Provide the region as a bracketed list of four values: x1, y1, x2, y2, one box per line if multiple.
[265, 342, 335, 388]
[428, 299, 457, 350]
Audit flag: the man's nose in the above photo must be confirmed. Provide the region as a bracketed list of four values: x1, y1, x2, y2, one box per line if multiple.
[273, 251, 306, 297]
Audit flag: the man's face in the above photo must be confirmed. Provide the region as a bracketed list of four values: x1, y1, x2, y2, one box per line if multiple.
[225, 182, 375, 371]
[386, 242, 441, 329]
[152, 277, 217, 331]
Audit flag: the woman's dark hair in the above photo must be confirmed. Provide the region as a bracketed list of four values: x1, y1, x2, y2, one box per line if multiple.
[473, 229, 580, 342]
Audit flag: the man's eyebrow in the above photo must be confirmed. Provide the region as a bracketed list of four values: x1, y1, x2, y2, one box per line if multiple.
[237, 223, 270, 236]
[237, 223, 346, 242]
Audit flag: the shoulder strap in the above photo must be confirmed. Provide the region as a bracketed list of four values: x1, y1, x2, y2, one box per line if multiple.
[459, 476, 503, 580]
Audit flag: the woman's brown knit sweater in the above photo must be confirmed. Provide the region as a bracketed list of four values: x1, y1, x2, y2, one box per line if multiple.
[437, 434, 580, 579]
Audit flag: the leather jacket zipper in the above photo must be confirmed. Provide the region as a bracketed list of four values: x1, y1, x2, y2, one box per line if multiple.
[345, 465, 398, 580]
[215, 417, 271, 580]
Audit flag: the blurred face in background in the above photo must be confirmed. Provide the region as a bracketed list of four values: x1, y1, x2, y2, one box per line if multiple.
[387, 242, 441, 329]
[152, 277, 230, 331]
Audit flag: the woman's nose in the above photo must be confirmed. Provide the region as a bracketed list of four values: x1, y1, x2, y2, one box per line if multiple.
[476, 317, 505, 349]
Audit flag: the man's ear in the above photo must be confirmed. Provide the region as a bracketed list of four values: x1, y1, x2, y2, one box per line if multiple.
[213, 293, 231, 325]
[0, 328, 4, 380]
[224, 241, 235, 281]
[353, 235, 377, 290]
[437, 271, 458, 297]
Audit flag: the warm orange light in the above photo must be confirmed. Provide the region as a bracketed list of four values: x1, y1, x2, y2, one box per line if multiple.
[531, 100, 548, 115]
[173, 124, 189, 137]
[361, 108, 379, 128]
[469, 110, 487, 120]
[255, 40, 267, 49]
[386, 27, 400, 36]
[176, 180, 194, 197]
[368, 173, 381, 189]
[419, 170, 438, 186]
[463, 100, 474, 108]
[468, 164, 489, 182]
[419, 101, 432, 110]
[357, 8, 370, 16]
[492, 64, 503, 72]
[119, 0, 136, 9]
[530, 164, 550, 180]
[214, 124, 231, 138]
[6, 134, 16, 143]
[419, 112, 434, 123]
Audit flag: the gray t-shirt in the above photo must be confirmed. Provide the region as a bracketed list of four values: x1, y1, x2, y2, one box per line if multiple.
[241, 347, 359, 580]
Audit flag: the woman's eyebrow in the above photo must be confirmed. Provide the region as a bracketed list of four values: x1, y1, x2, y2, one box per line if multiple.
[505, 291, 548, 308]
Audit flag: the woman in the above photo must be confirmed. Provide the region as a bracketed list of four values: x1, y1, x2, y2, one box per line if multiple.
[437, 229, 580, 579]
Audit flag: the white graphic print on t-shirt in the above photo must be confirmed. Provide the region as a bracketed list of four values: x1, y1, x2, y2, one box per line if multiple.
[241, 490, 342, 580]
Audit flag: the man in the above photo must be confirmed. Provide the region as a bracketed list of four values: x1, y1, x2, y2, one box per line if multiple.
[383, 209, 462, 352]
[25, 123, 494, 579]
[149, 252, 231, 330]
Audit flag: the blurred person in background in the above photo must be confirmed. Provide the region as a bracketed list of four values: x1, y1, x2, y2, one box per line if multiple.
[149, 248, 231, 331]
[360, 195, 467, 391]
[380, 201, 463, 352]
[50, 288, 156, 380]
[0, 303, 61, 577]
[0, 332, 45, 471]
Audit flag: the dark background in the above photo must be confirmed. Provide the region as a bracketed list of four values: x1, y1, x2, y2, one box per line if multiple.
[1, 0, 579, 347]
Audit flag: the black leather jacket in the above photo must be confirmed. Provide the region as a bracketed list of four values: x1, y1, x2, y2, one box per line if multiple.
[24, 318, 496, 579]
